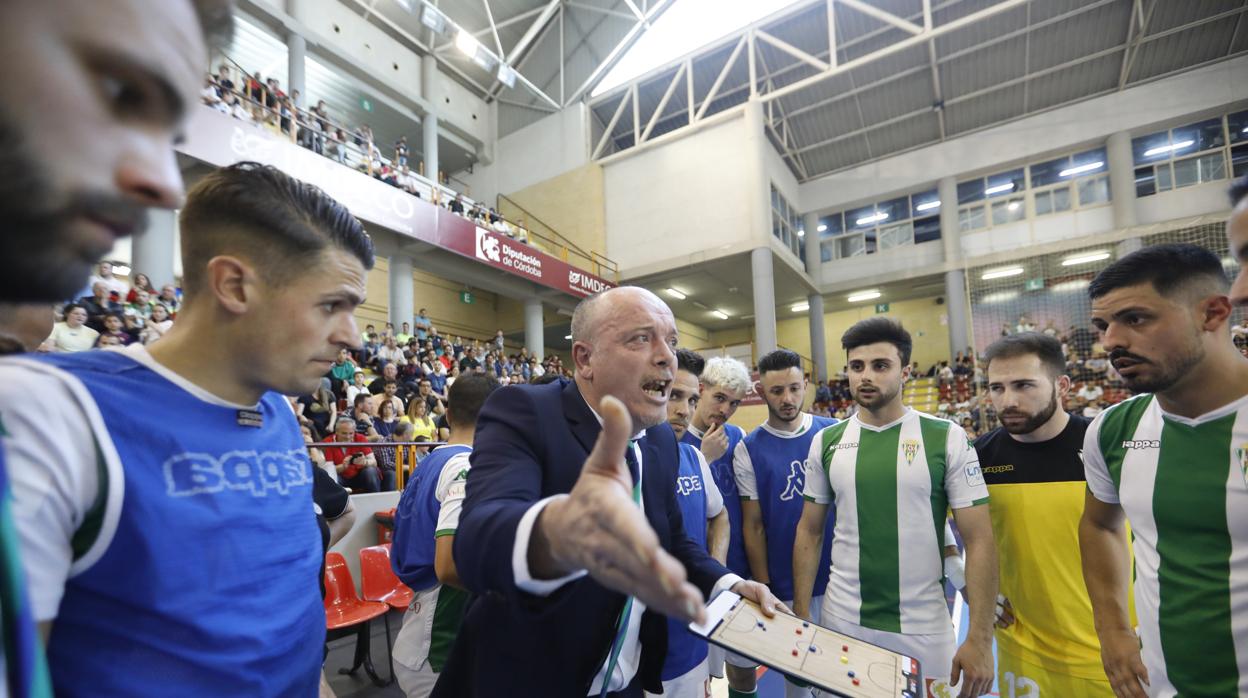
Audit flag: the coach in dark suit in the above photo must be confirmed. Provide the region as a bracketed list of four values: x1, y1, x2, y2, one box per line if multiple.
[436, 287, 782, 697]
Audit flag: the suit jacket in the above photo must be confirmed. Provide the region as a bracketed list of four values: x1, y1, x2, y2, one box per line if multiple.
[435, 378, 729, 697]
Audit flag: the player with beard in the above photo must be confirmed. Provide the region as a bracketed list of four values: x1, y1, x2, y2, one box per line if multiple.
[794, 318, 997, 698]
[1080, 243, 1248, 698]
[733, 349, 838, 698]
[0, 2, 232, 696]
[975, 332, 1128, 697]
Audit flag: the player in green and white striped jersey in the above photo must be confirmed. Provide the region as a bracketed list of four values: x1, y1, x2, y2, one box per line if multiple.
[1081, 241, 1248, 698]
[793, 318, 999, 698]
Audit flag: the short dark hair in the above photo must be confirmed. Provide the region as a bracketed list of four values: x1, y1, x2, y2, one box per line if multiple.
[179, 162, 374, 297]
[1231, 173, 1248, 207]
[983, 332, 1065, 378]
[62, 303, 86, 317]
[353, 393, 370, 407]
[757, 349, 802, 375]
[1088, 243, 1226, 300]
[841, 317, 912, 366]
[675, 348, 705, 377]
[446, 373, 500, 429]
[533, 372, 562, 385]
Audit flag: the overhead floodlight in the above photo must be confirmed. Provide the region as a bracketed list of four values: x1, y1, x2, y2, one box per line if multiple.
[1143, 139, 1194, 157]
[1061, 251, 1111, 267]
[1059, 161, 1104, 178]
[915, 200, 941, 212]
[856, 212, 888, 226]
[847, 290, 881, 302]
[817, 224, 827, 232]
[565, 334, 573, 340]
[797, 229, 805, 237]
[497, 63, 517, 89]
[711, 309, 730, 320]
[455, 29, 482, 57]
[981, 267, 1024, 280]
[791, 302, 809, 312]
[420, 5, 449, 35]
[985, 182, 1015, 196]
[665, 287, 687, 300]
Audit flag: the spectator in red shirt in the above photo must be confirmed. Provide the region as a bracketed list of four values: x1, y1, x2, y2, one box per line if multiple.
[323, 416, 381, 493]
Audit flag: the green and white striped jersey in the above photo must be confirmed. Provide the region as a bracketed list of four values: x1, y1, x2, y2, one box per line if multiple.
[1084, 393, 1248, 697]
[803, 409, 989, 635]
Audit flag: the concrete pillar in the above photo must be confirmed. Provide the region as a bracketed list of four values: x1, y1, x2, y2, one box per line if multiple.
[751, 247, 777, 357]
[287, 34, 306, 107]
[388, 254, 414, 331]
[524, 298, 544, 358]
[803, 211, 821, 275]
[945, 269, 970, 360]
[808, 293, 827, 383]
[421, 55, 440, 183]
[1107, 131, 1137, 229]
[938, 176, 959, 264]
[742, 101, 770, 246]
[131, 208, 178, 290]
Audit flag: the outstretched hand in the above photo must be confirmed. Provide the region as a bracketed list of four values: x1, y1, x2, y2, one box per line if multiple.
[533, 396, 707, 623]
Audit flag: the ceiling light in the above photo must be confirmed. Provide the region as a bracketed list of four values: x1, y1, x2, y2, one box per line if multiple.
[985, 182, 1015, 196]
[497, 63, 517, 89]
[847, 290, 881, 302]
[791, 302, 809, 312]
[455, 29, 482, 57]
[712, 309, 730, 320]
[1051, 279, 1090, 293]
[797, 229, 805, 237]
[692, 300, 708, 310]
[1059, 161, 1104, 177]
[419, 6, 449, 35]
[817, 224, 827, 232]
[980, 290, 1020, 303]
[1143, 139, 1194, 157]
[915, 200, 941, 212]
[981, 266, 1024, 280]
[856, 212, 888, 226]
[564, 334, 573, 340]
[665, 287, 687, 300]
[1061, 251, 1111, 266]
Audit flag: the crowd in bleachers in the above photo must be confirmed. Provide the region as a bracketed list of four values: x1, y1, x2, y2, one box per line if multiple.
[40, 263, 181, 353]
[202, 63, 534, 245]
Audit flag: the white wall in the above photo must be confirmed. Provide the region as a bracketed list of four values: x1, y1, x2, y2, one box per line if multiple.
[460, 104, 589, 203]
[799, 54, 1248, 214]
[818, 240, 945, 288]
[603, 116, 757, 276]
[1137, 181, 1235, 224]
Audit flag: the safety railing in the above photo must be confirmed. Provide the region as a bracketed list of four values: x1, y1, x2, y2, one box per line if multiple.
[497, 194, 619, 282]
[309, 440, 448, 492]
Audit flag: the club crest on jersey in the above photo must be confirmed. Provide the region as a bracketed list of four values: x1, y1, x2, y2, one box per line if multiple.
[901, 439, 921, 465]
[1239, 445, 1248, 486]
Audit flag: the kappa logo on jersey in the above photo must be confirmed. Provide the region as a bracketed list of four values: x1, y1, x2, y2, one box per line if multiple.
[677, 474, 704, 496]
[712, 461, 737, 496]
[780, 460, 804, 501]
[1122, 439, 1161, 449]
[164, 448, 313, 497]
[901, 439, 921, 465]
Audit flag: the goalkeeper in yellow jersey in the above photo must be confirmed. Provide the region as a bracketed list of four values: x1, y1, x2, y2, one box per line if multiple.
[973, 332, 1131, 696]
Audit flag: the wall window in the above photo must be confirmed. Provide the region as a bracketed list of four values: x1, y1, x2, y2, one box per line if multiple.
[1028, 147, 1109, 218]
[1133, 114, 1236, 197]
[770, 184, 804, 262]
[818, 187, 942, 262]
[957, 168, 1025, 232]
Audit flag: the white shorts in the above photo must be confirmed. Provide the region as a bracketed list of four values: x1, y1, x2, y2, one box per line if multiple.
[393, 660, 438, 698]
[645, 657, 710, 698]
[818, 608, 959, 697]
[393, 587, 441, 698]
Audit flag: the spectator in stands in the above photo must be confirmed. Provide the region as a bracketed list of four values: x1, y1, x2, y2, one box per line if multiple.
[350, 393, 382, 441]
[493, 329, 505, 351]
[459, 345, 481, 373]
[125, 287, 153, 318]
[329, 347, 357, 386]
[403, 396, 437, 442]
[140, 303, 173, 345]
[97, 313, 131, 346]
[127, 271, 156, 306]
[396, 321, 412, 345]
[298, 380, 338, 439]
[230, 96, 251, 122]
[302, 424, 334, 479]
[449, 193, 465, 215]
[416, 377, 446, 416]
[395, 136, 409, 167]
[938, 360, 954, 387]
[377, 334, 407, 368]
[216, 64, 235, 93]
[46, 303, 98, 352]
[345, 369, 369, 406]
[1082, 397, 1104, 419]
[369, 361, 415, 402]
[371, 379, 405, 418]
[88, 261, 129, 298]
[156, 284, 180, 315]
[325, 416, 381, 492]
[1076, 381, 1104, 404]
[79, 281, 121, 330]
[414, 308, 431, 340]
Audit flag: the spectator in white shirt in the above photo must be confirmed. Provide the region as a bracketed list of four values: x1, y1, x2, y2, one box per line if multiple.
[46, 304, 98, 352]
[87, 261, 129, 299]
[1076, 382, 1104, 403]
[376, 335, 407, 368]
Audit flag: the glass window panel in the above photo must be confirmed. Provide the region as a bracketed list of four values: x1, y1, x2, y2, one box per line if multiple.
[912, 188, 940, 213]
[863, 230, 878, 255]
[1232, 143, 1248, 178]
[1132, 130, 1170, 164]
[1157, 163, 1173, 191]
[772, 216, 782, 240]
[798, 243, 806, 264]
[958, 179, 985, 204]
[821, 242, 834, 263]
[1173, 152, 1225, 188]
[837, 233, 866, 258]
[1200, 151, 1226, 182]
[986, 168, 1025, 197]
[1077, 176, 1109, 206]
[959, 205, 986, 232]
[1135, 166, 1156, 197]
[1173, 117, 1224, 153]
[847, 203, 878, 229]
[913, 215, 941, 244]
[991, 197, 1025, 225]
[877, 196, 911, 224]
[819, 212, 843, 237]
[1231, 111, 1248, 145]
[1035, 190, 1053, 216]
[878, 222, 914, 250]
[1072, 147, 1108, 171]
[1030, 155, 1069, 187]
[771, 186, 780, 210]
[1053, 186, 1073, 212]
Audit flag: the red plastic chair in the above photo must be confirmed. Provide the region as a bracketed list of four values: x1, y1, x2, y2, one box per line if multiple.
[359, 543, 415, 612]
[324, 551, 393, 686]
